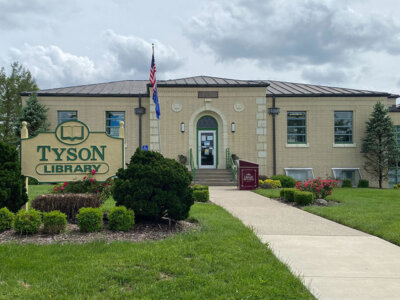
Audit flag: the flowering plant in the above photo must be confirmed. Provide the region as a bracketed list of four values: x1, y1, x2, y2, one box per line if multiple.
[52, 170, 113, 203]
[296, 178, 339, 199]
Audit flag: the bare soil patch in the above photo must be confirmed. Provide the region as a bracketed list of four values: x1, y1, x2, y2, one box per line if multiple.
[0, 220, 198, 245]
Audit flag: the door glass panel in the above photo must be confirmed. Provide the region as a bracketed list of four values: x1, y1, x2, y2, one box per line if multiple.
[200, 132, 214, 166]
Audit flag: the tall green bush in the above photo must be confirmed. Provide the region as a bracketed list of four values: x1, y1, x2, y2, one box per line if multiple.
[113, 149, 194, 220]
[270, 175, 296, 188]
[0, 140, 28, 212]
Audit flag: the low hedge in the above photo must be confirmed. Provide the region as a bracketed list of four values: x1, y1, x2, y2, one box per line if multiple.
[32, 193, 101, 220]
[191, 184, 209, 191]
[13, 209, 42, 235]
[294, 191, 314, 206]
[43, 210, 67, 234]
[259, 179, 281, 189]
[0, 207, 14, 231]
[193, 189, 209, 202]
[108, 206, 134, 232]
[283, 188, 297, 202]
[76, 207, 103, 233]
[342, 179, 352, 188]
[357, 179, 369, 188]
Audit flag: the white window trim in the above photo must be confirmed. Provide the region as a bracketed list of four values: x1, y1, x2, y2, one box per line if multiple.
[332, 168, 362, 180]
[284, 168, 315, 179]
[332, 143, 357, 148]
[286, 143, 309, 148]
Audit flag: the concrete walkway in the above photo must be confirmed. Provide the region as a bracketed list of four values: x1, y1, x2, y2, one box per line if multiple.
[210, 186, 400, 300]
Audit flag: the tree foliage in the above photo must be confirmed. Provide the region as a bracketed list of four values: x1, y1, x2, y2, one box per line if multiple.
[361, 102, 399, 188]
[0, 62, 38, 144]
[113, 149, 193, 221]
[16, 93, 49, 137]
[0, 140, 28, 212]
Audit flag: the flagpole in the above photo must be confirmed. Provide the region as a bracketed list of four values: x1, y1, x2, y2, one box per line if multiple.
[152, 43, 161, 153]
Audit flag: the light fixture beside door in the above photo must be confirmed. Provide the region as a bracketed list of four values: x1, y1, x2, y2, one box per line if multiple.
[231, 122, 236, 133]
[180, 122, 185, 133]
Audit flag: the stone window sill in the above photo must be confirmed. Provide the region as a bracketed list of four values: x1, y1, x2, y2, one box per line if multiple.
[285, 143, 309, 148]
[333, 143, 357, 148]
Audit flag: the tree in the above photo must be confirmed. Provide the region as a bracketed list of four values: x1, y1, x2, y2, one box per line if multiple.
[0, 62, 38, 144]
[361, 102, 399, 188]
[0, 140, 28, 212]
[15, 93, 49, 137]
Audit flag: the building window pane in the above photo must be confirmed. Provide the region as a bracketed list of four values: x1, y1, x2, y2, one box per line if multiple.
[58, 111, 77, 124]
[287, 112, 306, 144]
[106, 111, 125, 137]
[332, 168, 361, 187]
[334, 111, 353, 143]
[284, 168, 314, 181]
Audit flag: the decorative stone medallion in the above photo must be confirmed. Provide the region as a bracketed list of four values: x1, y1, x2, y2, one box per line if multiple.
[171, 102, 182, 112]
[234, 102, 245, 112]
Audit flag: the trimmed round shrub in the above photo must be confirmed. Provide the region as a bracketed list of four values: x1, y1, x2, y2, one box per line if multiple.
[279, 189, 285, 199]
[193, 189, 209, 202]
[108, 206, 134, 231]
[0, 141, 28, 212]
[76, 207, 103, 232]
[270, 175, 296, 188]
[43, 211, 67, 234]
[357, 179, 369, 188]
[13, 209, 42, 235]
[113, 149, 194, 220]
[0, 207, 14, 231]
[342, 179, 352, 188]
[283, 188, 297, 202]
[294, 191, 314, 206]
[191, 184, 209, 191]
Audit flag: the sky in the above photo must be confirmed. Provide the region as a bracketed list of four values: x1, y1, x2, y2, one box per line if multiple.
[1, 0, 400, 95]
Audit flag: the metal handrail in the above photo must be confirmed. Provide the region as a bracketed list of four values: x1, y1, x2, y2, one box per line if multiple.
[226, 148, 237, 182]
[189, 148, 196, 183]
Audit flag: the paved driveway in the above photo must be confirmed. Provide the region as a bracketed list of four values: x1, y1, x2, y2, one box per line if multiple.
[210, 186, 400, 300]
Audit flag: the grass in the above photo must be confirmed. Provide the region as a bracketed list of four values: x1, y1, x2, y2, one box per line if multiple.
[253, 188, 281, 199]
[0, 203, 314, 299]
[303, 188, 400, 246]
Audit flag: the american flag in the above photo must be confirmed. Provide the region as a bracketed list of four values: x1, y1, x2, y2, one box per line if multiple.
[150, 53, 160, 119]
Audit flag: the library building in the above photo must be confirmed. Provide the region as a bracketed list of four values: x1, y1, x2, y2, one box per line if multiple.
[22, 75, 400, 188]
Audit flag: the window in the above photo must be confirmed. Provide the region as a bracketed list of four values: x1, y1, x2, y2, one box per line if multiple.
[334, 111, 353, 143]
[285, 168, 314, 181]
[58, 111, 77, 124]
[287, 112, 306, 144]
[332, 168, 361, 187]
[106, 111, 125, 137]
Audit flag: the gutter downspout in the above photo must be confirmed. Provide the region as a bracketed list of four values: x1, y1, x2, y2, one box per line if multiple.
[272, 97, 277, 176]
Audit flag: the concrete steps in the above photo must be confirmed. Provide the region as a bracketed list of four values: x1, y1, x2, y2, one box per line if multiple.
[194, 169, 236, 186]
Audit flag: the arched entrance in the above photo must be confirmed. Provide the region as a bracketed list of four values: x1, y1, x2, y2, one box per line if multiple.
[197, 115, 218, 169]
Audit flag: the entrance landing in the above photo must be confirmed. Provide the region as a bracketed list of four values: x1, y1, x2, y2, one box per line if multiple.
[210, 186, 400, 300]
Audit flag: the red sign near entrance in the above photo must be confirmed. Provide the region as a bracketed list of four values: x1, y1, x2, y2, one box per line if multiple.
[237, 160, 259, 190]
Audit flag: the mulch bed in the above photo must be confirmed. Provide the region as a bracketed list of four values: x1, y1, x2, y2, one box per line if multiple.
[0, 220, 198, 245]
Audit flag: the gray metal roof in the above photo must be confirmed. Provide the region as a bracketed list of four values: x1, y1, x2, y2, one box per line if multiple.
[21, 76, 398, 98]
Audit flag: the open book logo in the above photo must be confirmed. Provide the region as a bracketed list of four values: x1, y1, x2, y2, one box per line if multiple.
[55, 120, 89, 145]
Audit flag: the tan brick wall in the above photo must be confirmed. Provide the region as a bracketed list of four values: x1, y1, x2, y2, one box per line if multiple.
[266, 96, 391, 187]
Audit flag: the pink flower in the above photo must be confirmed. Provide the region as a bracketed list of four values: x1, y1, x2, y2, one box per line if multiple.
[91, 169, 96, 175]
[83, 176, 87, 180]
[90, 178, 95, 182]
[63, 182, 68, 186]
[60, 186, 64, 191]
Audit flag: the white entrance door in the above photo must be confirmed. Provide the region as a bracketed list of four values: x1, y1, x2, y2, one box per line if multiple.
[198, 130, 216, 169]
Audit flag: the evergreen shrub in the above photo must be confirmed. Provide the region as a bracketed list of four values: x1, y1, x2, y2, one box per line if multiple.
[76, 207, 103, 232]
[0, 141, 28, 212]
[113, 149, 194, 220]
[13, 209, 42, 235]
[32, 193, 101, 220]
[0, 207, 14, 231]
[283, 188, 297, 202]
[193, 189, 209, 202]
[43, 211, 67, 234]
[108, 206, 134, 231]
[280, 189, 286, 199]
[342, 179, 352, 188]
[357, 179, 369, 188]
[270, 175, 296, 188]
[294, 191, 314, 206]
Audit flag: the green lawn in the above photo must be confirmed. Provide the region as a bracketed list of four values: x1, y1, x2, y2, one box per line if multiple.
[304, 188, 400, 245]
[0, 203, 314, 299]
[253, 188, 281, 199]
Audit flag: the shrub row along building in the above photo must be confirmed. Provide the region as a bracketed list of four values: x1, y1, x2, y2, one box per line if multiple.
[22, 75, 400, 187]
